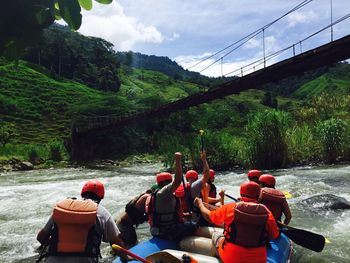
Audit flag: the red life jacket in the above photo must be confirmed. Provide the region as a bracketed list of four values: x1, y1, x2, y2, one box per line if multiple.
[48, 198, 101, 259]
[260, 188, 286, 221]
[175, 183, 192, 213]
[224, 202, 269, 247]
[145, 189, 183, 229]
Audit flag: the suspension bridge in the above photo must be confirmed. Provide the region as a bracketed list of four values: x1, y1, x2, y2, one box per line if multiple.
[69, 1, 350, 160]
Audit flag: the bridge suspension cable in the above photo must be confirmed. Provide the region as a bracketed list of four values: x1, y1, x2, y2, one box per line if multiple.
[223, 12, 350, 77]
[187, 0, 314, 71]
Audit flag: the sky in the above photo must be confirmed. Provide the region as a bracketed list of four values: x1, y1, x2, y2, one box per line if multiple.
[73, 0, 350, 77]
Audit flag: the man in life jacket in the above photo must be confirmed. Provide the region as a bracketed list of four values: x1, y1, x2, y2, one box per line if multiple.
[247, 169, 262, 183]
[205, 169, 225, 206]
[194, 181, 279, 263]
[146, 152, 197, 240]
[36, 179, 127, 263]
[116, 189, 152, 248]
[175, 151, 211, 220]
[259, 174, 292, 225]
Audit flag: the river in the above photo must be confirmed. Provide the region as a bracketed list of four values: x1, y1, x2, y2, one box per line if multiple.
[1, 163, 350, 263]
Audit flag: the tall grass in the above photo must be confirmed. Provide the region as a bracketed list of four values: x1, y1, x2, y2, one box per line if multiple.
[285, 124, 321, 164]
[246, 110, 290, 169]
[317, 118, 347, 163]
[0, 140, 68, 163]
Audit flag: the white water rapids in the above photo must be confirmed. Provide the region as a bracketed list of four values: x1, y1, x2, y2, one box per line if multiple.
[1, 163, 350, 263]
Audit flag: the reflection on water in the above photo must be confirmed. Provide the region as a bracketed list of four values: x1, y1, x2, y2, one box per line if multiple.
[1, 163, 350, 263]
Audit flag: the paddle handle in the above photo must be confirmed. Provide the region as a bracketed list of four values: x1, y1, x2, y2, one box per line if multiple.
[112, 244, 151, 263]
[225, 193, 238, 202]
[199, 129, 204, 152]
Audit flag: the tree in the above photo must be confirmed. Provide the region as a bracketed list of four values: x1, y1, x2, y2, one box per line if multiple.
[0, 122, 15, 147]
[261, 91, 278, 109]
[0, 0, 114, 59]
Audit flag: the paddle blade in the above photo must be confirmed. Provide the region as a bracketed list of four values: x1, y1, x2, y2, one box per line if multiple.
[283, 191, 293, 199]
[146, 251, 182, 263]
[281, 228, 325, 252]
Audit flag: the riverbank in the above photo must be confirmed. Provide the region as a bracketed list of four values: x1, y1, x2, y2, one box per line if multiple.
[2, 151, 349, 174]
[0, 154, 162, 173]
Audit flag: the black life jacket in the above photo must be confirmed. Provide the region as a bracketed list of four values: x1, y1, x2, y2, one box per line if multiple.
[208, 181, 217, 198]
[146, 189, 182, 229]
[224, 202, 269, 248]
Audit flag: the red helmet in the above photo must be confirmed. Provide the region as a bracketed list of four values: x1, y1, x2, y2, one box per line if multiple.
[186, 170, 198, 181]
[156, 172, 172, 185]
[247, 169, 261, 179]
[209, 169, 215, 180]
[81, 180, 105, 199]
[259, 174, 276, 187]
[240, 181, 261, 200]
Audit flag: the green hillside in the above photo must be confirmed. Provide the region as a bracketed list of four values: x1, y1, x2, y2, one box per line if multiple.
[292, 63, 350, 98]
[0, 61, 115, 144]
[0, 61, 208, 145]
[0, 60, 285, 144]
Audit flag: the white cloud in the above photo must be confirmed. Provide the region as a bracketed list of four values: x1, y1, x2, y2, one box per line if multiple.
[245, 37, 262, 49]
[287, 10, 319, 27]
[78, 2, 164, 51]
[166, 32, 180, 41]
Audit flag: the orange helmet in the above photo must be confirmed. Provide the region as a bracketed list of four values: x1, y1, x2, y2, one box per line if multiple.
[185, 170, 198, 181]
[247, 169, 261, 179]
[156, 172, 172, 185]
[81, 180, 105, 199]
[259, 174, 276, 187]
[240, 181, 260, 200]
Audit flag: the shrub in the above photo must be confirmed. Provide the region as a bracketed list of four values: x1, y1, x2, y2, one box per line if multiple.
[28, 146, 40, 164]
[47, 140, 65, 162]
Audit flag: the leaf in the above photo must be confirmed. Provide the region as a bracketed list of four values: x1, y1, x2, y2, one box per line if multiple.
[79, 0, 93, 10]
[54, 7, 62, 20]
[35, 7, 55, 27]
[94, 0, 113, 4]
[57, 0, 82, 30]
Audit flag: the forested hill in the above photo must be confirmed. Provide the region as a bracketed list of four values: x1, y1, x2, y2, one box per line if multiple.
[20, 23, 349, 97]
[116, 51, 236, 87]
[21, 23, 232, 91]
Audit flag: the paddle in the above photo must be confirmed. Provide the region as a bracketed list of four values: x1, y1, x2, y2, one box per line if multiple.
[225, 193, 238, 202]
[112, 244, 151, 263]
[277, 222, 325, 252]
[199, 129, 204, 152]
[181, 156, 192, 215]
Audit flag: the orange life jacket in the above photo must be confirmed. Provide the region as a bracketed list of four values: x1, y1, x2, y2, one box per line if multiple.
[175, 183, 192, 213]
[145, 189, 183, 229]
[48, 198, 101, 259]
[224, 202, 269, 247]
[260, 188, 286, 221]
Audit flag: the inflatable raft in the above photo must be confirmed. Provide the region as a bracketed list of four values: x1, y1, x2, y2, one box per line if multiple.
[114, 227, 293, 263]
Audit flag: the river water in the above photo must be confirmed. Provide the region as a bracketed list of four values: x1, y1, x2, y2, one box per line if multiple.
[1, 163, 350, 263]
